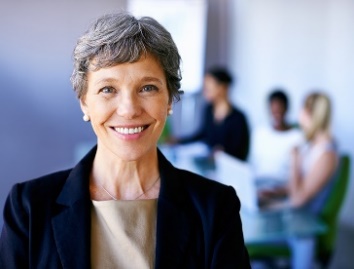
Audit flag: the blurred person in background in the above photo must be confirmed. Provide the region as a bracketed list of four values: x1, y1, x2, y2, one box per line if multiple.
[259, 91, 339, 269]
[289, 91, 338, 269]
[289, 92, 338, 213]
[250, 89, 304, 192]
[0, 12, 250, 268]
[176, 66, 250, 161]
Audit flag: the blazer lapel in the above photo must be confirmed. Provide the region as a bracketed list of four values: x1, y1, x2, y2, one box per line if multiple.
[154, 151, 194, 269]
[51, 147, 95, 269]
[50, 147, 196, 269]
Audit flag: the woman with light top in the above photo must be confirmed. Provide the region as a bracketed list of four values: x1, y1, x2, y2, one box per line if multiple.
[289, 92, 338, 213]
[251, 89, 304, 184]
[0, 12, 250, 268]
[287, 92, 339, 269]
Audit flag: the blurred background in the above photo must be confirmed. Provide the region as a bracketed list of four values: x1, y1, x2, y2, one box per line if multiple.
[1, 0, 353, 268]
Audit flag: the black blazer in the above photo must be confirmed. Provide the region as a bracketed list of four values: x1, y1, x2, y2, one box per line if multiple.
[0, 147, 250, 269]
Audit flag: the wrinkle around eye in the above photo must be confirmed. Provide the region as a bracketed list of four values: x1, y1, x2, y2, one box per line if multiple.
[141, 85, 158, 92]
[99, 86, 116, 94]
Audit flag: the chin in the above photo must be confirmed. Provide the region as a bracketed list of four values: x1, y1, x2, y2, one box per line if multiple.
[115, 145, 157, 162]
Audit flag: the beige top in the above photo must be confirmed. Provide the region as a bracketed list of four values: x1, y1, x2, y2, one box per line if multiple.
[91, 199, 158, 269]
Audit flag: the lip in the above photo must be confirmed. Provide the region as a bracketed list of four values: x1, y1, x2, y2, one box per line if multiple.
[110, 124, 150, 139]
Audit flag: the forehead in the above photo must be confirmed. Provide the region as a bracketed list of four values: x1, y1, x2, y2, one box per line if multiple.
[87, 53, 166, 83]
[204, 74, 219, 85]
[270, 98, 286, 107]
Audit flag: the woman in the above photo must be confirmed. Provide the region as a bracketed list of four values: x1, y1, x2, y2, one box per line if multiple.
[289, 92, 338, 213]
[287, 92, 339, 269]
[251, 89, 304, 184]
[0, 13, 250, 268]
[178, 66, 250, 161]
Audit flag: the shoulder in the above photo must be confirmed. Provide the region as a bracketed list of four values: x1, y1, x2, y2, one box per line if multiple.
[230, 106, 246, 118]
[252, 125, 274, 146]
[287, 127, 304, 140]
[253, 125, 271, 136]
[173, 168, 240, 211]
[227, 106, 249, 126]
[7, 169, 72, 205]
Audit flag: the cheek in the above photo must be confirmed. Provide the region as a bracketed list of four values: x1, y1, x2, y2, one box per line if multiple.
[155, 106, 169, 122]
[299, 110, 310, 129]
[145, 97, 169, 119]
[86, 100, 116, 128]
[203, 88, 217, 101]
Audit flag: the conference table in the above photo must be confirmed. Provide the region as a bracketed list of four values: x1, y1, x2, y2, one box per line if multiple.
[241, 207, 326, 244]
[158, 143, 327, 245]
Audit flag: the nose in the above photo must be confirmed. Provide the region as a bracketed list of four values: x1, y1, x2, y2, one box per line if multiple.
[116, 92, 142, 119]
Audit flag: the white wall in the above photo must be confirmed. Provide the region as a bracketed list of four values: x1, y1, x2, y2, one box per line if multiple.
[227, 0, 354, 226]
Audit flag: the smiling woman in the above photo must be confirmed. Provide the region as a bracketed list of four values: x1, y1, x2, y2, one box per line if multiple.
[82, 54, 170, 164]
[0, 12, 251, 269]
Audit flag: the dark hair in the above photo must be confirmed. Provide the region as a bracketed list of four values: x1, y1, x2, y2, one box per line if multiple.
[206, 66, 233, 85]
[71, 12, 182, 102]
[268, 89, 289, 110]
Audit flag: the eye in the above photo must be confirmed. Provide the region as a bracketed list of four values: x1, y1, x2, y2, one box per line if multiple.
[141, 85, 158, 92]
[100, 86, 115, 94]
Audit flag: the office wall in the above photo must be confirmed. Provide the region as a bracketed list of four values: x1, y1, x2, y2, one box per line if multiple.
[225, 0, 354, 226]
[0, 0, 127, 227]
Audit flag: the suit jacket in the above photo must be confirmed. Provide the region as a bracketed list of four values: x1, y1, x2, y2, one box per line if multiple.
[0, 146, 250, 269]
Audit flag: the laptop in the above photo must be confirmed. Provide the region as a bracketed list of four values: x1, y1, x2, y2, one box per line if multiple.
[214, 151, 287, 212]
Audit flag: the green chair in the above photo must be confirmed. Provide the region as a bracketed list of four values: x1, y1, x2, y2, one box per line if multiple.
[158, 118, 172, 145]
[316, 154, 350, 265]
[247, 154, 351, 268]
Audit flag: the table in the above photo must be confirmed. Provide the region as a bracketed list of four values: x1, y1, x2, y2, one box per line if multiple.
[159, 143, 327, 242]
[159, 143, 328, 268]
[241, 208, 327, 244]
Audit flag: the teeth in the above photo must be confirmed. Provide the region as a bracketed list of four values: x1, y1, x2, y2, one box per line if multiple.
[115, 126, 144, 134]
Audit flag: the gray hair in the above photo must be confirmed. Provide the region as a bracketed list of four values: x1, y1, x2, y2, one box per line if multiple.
[70, 12, 182, 102]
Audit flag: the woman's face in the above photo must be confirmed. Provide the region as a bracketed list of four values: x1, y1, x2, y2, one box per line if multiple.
[203, 75, 224, 103]
[81, 53, 171, 161]
[269, 99, 286, 128]
[299, 107, 312, 132]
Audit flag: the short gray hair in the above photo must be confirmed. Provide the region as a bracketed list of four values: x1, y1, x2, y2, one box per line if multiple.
[70, 12, 182, 102]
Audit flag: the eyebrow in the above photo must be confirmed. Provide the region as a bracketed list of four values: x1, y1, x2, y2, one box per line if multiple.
[94, 78, 117, 86]
[140, 76, 164, 85]
[94, 76, 164, 86]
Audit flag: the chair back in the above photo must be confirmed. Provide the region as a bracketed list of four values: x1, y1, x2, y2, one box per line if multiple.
[317, 154, 351, 256]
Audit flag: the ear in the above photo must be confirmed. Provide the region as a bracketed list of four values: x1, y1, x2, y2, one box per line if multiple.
[80, 98, 88, 116]
[168, 97, 174, 107]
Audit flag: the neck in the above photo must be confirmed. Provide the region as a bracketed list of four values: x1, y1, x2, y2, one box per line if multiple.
[90, 144, 160, 200]
[312, 131, 331, 145]
[213, 99, 231, 121]
[273, 122, 290, 131]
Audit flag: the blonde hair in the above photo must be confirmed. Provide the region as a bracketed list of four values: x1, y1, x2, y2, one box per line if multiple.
[303, 92, 332, 141]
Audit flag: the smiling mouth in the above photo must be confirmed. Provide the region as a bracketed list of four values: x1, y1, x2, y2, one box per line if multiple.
[113, 125, 149, 135]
